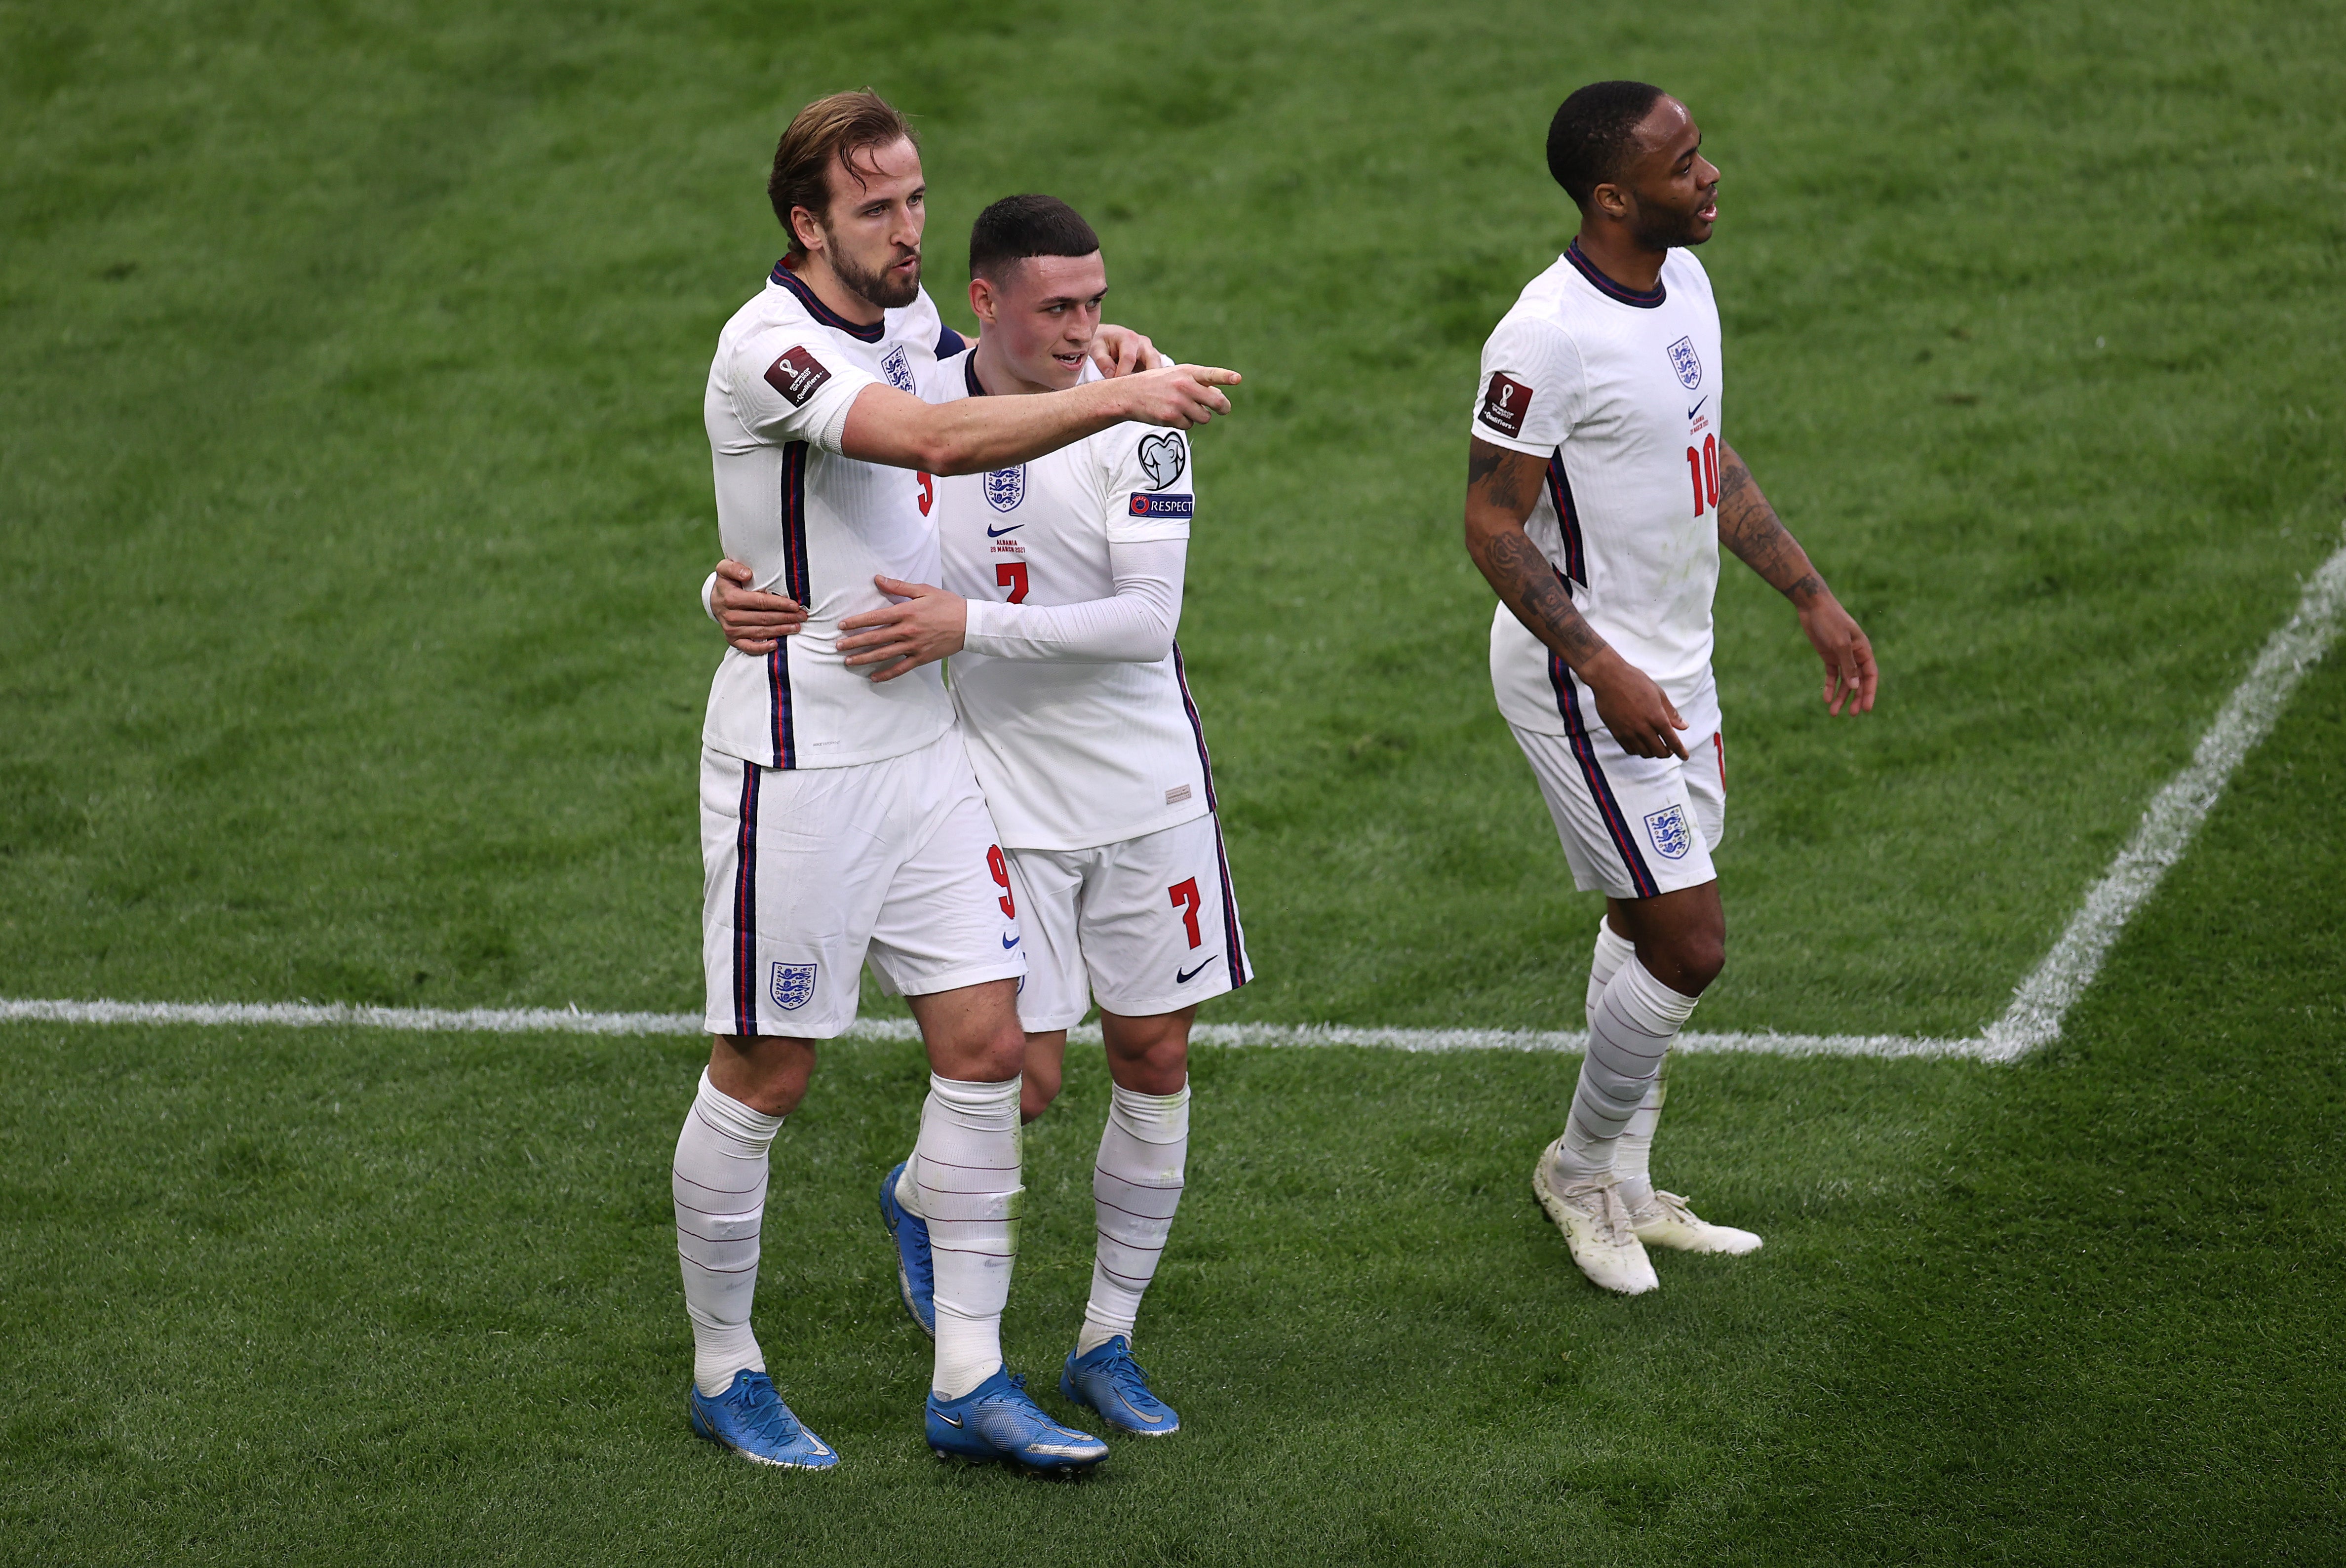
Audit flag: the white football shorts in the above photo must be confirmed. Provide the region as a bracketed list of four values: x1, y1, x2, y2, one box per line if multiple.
[700, 726, 1024, 1040]
[1510, 720, 1725, 900]
[1005, 813, 1252, 1031]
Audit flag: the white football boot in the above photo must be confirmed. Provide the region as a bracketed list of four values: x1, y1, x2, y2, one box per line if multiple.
[1532, 1140, 1659, 1295]
[1628, 1189, 1763, 1255]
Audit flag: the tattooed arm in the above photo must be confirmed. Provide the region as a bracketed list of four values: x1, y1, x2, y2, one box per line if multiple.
[1464, 436, 1689, 759]
[1716, 441, 1878, 715]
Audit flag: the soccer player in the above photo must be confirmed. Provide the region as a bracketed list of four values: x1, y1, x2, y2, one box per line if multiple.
[716, 194, 1246, 1440]
[676, 89, 1239, 1474]
[1462, 82, 1877, 1294]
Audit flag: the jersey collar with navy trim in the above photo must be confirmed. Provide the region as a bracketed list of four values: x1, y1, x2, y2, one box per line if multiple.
[770, 259, 886, 342]
[962, 351, 988, 398]
[1564, 240, 1667, 309]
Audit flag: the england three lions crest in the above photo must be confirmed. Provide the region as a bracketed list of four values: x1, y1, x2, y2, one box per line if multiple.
[880, 345, 915, 392]
[770, 961, 817, 1011]
[1666, 336, 1702, 391]
[1643, 804, 1692, 861]
[984, 466, 1025, 512]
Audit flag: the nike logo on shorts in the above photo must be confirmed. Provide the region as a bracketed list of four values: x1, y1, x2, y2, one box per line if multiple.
[1002, 934, 1020, 949]
[1175, 957, 1218, 984]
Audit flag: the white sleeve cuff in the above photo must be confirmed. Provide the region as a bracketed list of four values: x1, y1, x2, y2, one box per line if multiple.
[809, 373, 879, 454]
[962, 597, 1016, 646]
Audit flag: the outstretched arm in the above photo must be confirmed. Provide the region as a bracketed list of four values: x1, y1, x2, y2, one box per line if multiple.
[1716, 442, 1877, 715]
[1463, 436, 1689, 759]
[839, 364, 1238, 476]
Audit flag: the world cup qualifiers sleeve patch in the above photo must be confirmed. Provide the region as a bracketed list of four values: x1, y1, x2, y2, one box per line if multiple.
[1478, 371, 1532, 438]
[1128, 493, 1194, 518]
[763, 345, 833, 406]
[1135, 431, 1187, 491]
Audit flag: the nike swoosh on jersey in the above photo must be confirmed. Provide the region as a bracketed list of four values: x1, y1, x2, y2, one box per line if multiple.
[1686, 396, 1707, 419]
[1175, 957, 1219, 984]
[985, 521, 1023, 538]
[1003, 934, 1020, 949]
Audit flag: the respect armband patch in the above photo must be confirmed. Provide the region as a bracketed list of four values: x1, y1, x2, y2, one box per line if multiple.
[1128, 492, 1194, 518]
[1478, 371, 1533, 438]
[763, 345, 833, 406]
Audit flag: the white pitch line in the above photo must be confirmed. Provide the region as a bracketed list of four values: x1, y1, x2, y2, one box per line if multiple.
[0, 996, 1960, 1058]
[0, 997, 707, 1036]
[1979, 533, 2346, 1062]
[4, 536, 2339, 1064]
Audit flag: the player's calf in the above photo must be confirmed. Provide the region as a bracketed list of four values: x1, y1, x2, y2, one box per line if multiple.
[1021, 1030, 1068, 1124]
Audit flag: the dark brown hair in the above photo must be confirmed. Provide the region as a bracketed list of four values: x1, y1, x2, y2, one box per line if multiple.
[768, 90, 920, 256]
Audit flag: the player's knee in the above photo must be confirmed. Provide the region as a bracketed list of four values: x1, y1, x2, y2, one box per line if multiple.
[967, 1021, 1026, 1085]
[1669, 933, 1726, 995]
[712, 1035, 816, 1117]
[1102, 1013, 1192, 1096]
[1142, 1038, 1190, 1091]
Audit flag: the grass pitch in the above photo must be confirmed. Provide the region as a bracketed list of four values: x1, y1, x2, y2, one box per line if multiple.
[2, 0, 2343, 1561]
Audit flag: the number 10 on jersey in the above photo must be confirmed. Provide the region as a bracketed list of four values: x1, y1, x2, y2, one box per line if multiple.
[1687, 433, 1719, 517]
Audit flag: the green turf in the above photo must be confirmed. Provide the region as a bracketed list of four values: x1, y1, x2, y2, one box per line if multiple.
[5, 0, 2342, 1033]
[5, 0, 2345, 1559]
[3, 653, 2339, 1565]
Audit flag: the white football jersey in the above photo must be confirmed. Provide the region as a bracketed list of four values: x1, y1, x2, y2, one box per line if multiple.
[927, 350, 1214, 852]
[701, 265, 969, 770]
[1471, 244, 1725, 740]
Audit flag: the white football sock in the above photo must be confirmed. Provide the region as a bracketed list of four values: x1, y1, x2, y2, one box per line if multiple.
[915, 1073, 1023, 1399]
[1583, 919, 1667, 1208]
[894, 1151, 921, 1214]
[672, 1070, 783, 1397]
[1613, 1056, 1670, 1212]
[1078, 1081, 1190, 1355]
[1555, 958, 1699, 1182]
[1585, 916, 1637, 1029]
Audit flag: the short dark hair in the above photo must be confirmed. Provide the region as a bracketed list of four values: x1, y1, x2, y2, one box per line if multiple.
[768, 89, 920, 257]
[1545, 81, 1667, 209]
[969, 194, 1101, 283]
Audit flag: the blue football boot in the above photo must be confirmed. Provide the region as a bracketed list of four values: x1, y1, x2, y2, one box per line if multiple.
[926, 1367, 1109, 1472]
[1060, 1335, 1180, 1437]
[687, 1370, 839, 1470]
[879, 1161, 936, 1336]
